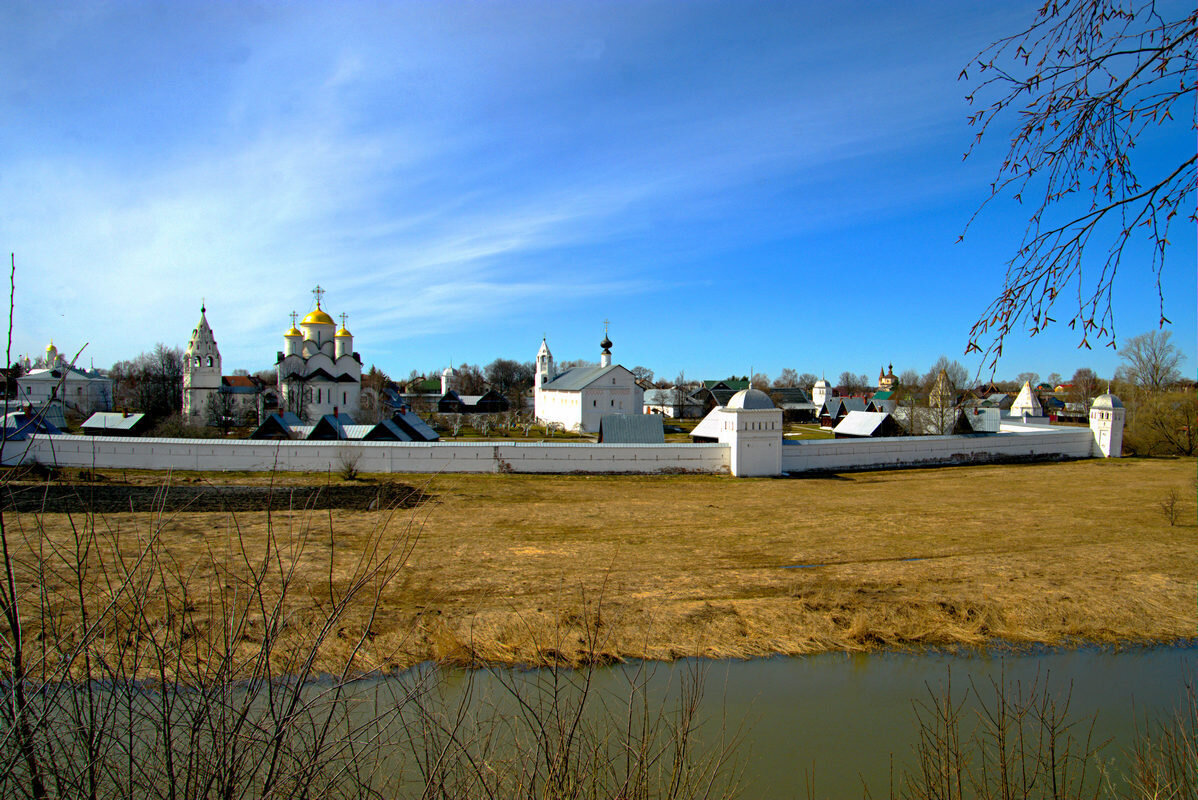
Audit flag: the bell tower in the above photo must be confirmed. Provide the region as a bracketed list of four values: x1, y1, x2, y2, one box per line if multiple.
[535, 337, 554, 389]
[183, 304, 222, 419]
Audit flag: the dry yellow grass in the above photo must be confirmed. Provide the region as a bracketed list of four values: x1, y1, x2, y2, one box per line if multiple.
[7, 457, 1196, 677]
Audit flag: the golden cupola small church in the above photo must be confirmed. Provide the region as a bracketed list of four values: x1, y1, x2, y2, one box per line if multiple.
[276, 286, 362, 422]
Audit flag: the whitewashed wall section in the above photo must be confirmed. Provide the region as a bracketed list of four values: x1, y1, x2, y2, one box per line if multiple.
[780, 428, 1094, 474]
[4, 436, 731, 475]
[5, 426, 1096, 477]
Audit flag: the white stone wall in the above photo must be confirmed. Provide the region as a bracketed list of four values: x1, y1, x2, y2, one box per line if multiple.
[4, 425, 1097, 478]
[3, 435, 730, 475]
[780, 428, 1094, 474]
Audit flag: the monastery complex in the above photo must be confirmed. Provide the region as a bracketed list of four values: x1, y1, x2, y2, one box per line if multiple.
[6, 284, 1129, 478]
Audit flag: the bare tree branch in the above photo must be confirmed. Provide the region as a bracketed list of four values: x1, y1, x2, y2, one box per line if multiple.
[962, 0, 1196, 371]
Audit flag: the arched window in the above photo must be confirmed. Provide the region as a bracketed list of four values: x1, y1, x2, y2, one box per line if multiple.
[194, 356, 200, 367]
[206, 356, 213, 367]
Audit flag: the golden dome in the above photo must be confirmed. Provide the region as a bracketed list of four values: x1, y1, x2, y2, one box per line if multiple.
[285, 326, 302, 337]
[302, 307, 335, 326]
[335, 326, 351, 337]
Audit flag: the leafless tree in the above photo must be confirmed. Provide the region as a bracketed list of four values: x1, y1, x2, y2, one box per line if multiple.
[773, 368, 799, 388]
[205, 389, 238, 434]
[1069, 367, 1103, 406]
[898, 368, 922, 390]
[962, 1, 1196, 369]
[923, 356, 970, 391]
[630, 365, 655, 384]
[1118, 329, 1184, 389]
[672, 371, 689, 418]
[837, 372, 868, 395]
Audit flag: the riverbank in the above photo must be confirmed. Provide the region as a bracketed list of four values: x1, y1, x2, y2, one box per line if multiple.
[7, 457, 1195, 677]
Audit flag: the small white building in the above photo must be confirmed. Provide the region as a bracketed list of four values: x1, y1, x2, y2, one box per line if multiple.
[1010, 380, 1045, 419]
[533, 331, 644, 433]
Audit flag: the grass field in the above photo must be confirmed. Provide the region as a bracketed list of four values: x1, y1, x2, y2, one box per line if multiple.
[7, 456, 1195, 677]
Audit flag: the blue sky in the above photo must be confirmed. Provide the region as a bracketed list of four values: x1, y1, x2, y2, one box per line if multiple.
[3, 1, 1193, 384]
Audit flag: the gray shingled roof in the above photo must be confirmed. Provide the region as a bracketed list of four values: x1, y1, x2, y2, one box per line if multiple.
[598, 414, 664, 443]
[81, 412, 146, 432]
[542, 364, 625, 391]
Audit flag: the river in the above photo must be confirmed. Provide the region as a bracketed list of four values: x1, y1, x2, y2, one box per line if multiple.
[392, 642, 1195, 799]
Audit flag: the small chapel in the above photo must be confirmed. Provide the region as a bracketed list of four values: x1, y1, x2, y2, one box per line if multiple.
[533, 326, 643, 433]
[276, 286, 362, 423]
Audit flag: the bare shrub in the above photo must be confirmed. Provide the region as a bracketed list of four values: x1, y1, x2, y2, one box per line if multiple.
[0, 475, 423, 798]
[337, 447, 362, 481]
[1159, 489, 1182, 527]
[1129, 675, 1197, 799]
[901, 668, 1106, 800]
[398, 591, 742, 799]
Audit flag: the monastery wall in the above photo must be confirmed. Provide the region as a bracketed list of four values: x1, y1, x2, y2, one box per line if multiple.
[780, 426, 1094, 474]
[4, 424, 1096, 477]
[3, 436, 731, 475]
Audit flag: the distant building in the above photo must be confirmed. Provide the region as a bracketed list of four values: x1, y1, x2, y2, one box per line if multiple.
[643, 388, 704, 418]
[877, 364, 897, 391]
[16, 341, 112, 418]
[1010, 380, 1046, 419]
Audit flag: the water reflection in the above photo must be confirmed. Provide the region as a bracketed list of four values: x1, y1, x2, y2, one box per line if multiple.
[392, 643, 1195, 799]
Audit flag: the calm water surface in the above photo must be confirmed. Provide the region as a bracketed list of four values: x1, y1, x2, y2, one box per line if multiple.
[412, 643, 1195, 799]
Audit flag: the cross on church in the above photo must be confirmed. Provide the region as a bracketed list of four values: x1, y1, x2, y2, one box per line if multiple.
[290, 311, 298, 327]
[603, 318, 609, 334]
[339, 313, 348, 328]
[312, 285, 325, 308]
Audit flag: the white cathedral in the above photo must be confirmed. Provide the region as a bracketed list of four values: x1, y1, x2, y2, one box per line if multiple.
[276, 286, 362, 422]
[533, 328, 643, 433]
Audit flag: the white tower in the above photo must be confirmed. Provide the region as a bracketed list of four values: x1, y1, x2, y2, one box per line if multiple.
[599, 323, 612, 368]
[811, 378, 830, 407]
[717, 388, 783, 477]
[535, 338, 554, 390]
[334, 314, 353, 360]
[283, 312, 302, 357]
[1089, 393, 1125, 457]
[183, 304, 222, 419]
[441, 365, 456, 395]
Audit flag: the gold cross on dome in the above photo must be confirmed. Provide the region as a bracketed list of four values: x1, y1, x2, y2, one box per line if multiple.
[339, 313, 347, 328]
[290, 311, 298, 327]
[312, 285, 325, 308]
[603, 318, 610, 334]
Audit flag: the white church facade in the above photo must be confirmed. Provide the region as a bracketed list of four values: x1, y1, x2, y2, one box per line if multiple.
[276, 287, 362, 423]
[533, 330, 644, 434]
